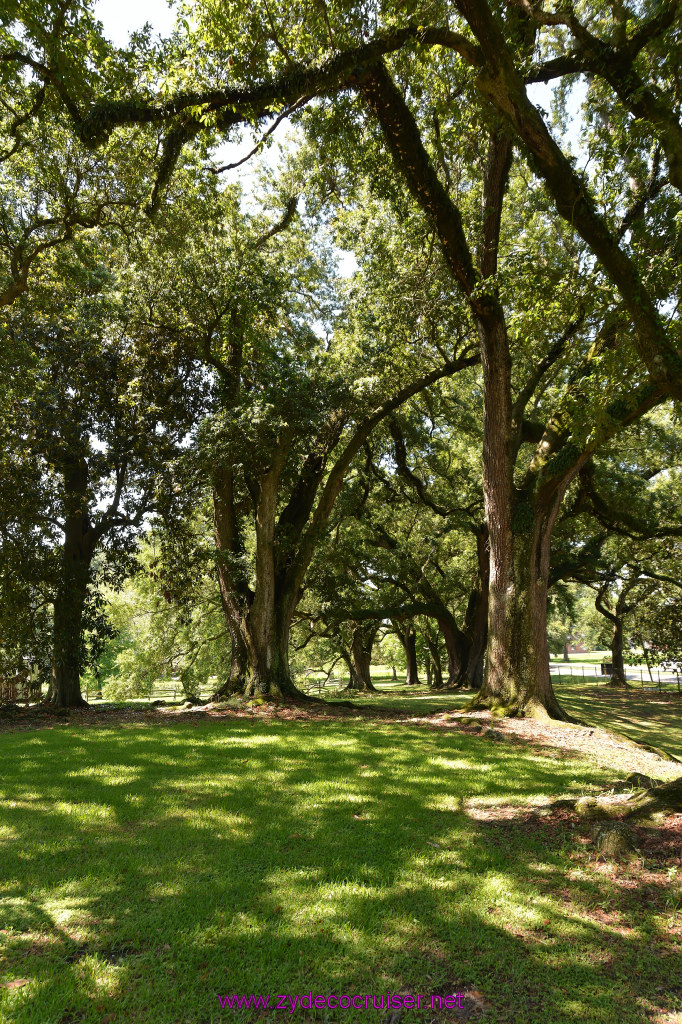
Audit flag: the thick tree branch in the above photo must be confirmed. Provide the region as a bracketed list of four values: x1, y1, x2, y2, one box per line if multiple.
[455, 0, 682, 399]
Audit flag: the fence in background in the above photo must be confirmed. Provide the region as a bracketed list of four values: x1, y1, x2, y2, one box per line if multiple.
[549, 661, 681, 691]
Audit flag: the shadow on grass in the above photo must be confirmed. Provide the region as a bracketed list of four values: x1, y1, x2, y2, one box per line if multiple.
[553, 679, 682, 760]
[0, 718, 680, 1024]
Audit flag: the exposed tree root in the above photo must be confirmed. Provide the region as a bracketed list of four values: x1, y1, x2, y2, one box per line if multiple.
[210, 677, 246, 702]
[568, 775, 682, 823]
[604, 675, 635, 689]
[44, 695, 89, 710]
[337, 684, 377, 696]
[241, 674, 305, 701]
[463, 692, 581, 724]
[620, 776, 682, 816]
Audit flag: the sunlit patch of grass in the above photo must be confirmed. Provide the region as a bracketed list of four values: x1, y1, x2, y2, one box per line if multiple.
[553, 678, 682, 758]
[0, 713, 680, 1024]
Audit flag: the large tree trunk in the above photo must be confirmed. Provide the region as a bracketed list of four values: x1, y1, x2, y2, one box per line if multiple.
[453, 592, 488, 690]
[463, 527, 490, 689]
[454, 530, 490, 689]
[212, 457, 302, 699]
[607, 617, 630, 688]
[348, 627, 378, 692]
[440, 618, 462, 686]
[471, 140, 569, 720]
[212, 617, 249, 700]
[396, 622, 420, 686]
[470, 496, 569, 720]
[48, 460, 94, 708]
[358, 70, 575, 719]
[212, 466, 252, 699]
[340, 651, 358, 688]
[50, 578, 89, 707]
[451, 601, 487, 690]
[424, 631, 444, 688]
[406, 627, 419, 685]
[241, 611, 299, 698]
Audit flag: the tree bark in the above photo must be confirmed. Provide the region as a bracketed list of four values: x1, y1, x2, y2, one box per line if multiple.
[608, 617, 629, 687]
[212, 618, 249, 699]
[400, 622, 420, 686]
[452, 590, 487, 689]
[48, 459, 94, 708]
[429, 649, 443, 688]
[467, 132, 570, 719]
[453, 526, 490, 689]
[241, 612, 298, 698]
[348, 626, 378, 692]
[340, 651, 358, 688]
[469, 494, 570, 719]
[212, 456, 302, 699]
[212, 465, 252, 698]
[462, 593, 488, 689]
[424, 629, 444, 688]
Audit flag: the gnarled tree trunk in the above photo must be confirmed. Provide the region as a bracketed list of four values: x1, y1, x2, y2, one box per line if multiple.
[453, 526, 490, 689]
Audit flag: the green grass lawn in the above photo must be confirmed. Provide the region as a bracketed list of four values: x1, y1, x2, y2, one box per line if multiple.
[2, 698, 681, 1024]
[549, 675, 682, 760]
[319, 675, 682, 762]
[550, 652, 612, 664]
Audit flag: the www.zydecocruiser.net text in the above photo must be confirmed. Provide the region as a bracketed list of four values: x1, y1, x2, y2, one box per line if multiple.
[218, 991, 465, 1012]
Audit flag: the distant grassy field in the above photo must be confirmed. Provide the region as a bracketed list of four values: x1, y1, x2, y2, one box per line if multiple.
[550, 651, 612, 664]
[1, 682, 681, 1024]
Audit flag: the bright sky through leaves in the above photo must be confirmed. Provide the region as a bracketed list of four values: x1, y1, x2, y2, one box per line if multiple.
[94, 0, 176, 46]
